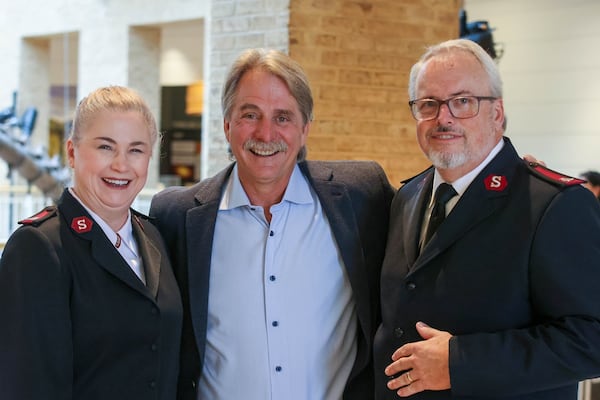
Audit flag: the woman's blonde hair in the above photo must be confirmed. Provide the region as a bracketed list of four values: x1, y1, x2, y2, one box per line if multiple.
[69, 86, 160, 148]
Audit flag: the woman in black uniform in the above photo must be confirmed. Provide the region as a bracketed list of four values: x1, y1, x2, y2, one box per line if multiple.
[0, 86, 182, 400]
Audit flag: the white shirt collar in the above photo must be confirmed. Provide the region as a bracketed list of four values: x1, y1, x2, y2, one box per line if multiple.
[432, 138, 505, 200]
[68, 187, 134, 251]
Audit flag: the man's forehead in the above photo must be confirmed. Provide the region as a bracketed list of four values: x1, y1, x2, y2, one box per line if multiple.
[417, 53, 487, 94]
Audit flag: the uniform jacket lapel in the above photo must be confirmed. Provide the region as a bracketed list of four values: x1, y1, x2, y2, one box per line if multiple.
[58, 190, 151, 298]
[133, 216, 161, 299]
[403, 172, 434, 267]
[410, 138, 518, 275]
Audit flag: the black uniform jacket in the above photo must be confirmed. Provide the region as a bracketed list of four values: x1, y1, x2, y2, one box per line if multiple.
[374, 137, 600, 399]
[149, 160, 395, 400]
[0, 189, 182, 400]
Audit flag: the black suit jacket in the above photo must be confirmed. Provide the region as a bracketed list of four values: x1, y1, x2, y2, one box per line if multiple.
[0, 189, 182, 400]
[150, 160, 395, 400]
[374, 138, 600, 399]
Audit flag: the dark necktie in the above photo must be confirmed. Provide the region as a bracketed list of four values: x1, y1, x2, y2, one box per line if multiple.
[423, 183, 457, 246]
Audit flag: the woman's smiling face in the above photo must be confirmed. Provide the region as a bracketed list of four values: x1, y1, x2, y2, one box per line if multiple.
[67, 109, 152, 225]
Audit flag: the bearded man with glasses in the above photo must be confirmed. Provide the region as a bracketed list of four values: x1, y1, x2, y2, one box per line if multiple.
[374, 39, 600, 399]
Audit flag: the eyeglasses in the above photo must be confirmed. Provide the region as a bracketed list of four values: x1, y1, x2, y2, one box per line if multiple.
[408, 95, 498, 121]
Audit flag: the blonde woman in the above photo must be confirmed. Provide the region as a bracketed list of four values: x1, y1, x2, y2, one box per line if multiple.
[0, 86, 182, 400]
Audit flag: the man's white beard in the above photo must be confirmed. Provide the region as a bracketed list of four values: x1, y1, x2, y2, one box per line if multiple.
[428, 149, 469, 170]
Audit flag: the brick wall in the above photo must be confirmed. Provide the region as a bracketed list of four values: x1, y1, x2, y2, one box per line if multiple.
[289, 0, 461, 186]
[205, 0, 461, 183]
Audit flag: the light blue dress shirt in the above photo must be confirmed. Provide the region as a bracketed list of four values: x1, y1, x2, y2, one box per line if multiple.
[199, 164, 357, 400]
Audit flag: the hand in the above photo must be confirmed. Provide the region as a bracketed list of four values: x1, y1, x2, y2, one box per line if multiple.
[384, 322, 452, 397]
[522, 154, 546, 166]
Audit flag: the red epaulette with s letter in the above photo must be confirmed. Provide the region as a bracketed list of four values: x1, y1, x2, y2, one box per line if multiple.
[18, 206, 58, 227]
[527, 162, 585, 187]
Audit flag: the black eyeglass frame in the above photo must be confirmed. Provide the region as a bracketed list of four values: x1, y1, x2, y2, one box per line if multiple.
[408, 95, 498, 121]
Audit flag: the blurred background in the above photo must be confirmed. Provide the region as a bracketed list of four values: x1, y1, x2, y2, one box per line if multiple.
[0, 0, 599, 242]
[1, 1, 599, 396]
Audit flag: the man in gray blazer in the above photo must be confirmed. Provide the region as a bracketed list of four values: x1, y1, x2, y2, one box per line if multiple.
[150, 48, 395, 400]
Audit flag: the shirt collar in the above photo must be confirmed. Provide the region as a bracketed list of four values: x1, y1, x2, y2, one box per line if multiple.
[68, 187, 133, 248]
[433, 138, 505, 199]
[220, 163, 314, 210]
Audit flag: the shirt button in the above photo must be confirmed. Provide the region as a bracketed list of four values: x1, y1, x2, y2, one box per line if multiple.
[269, 275, 276, 282]
[275, 366, 282, 372]
[151, 343, 158, 351]
[269, 230, 274, 237]
[272, 321, 278, 327]
[149, 380, 156, 389]
[394, 328, 404, 338]
[406, 282, 416, 290]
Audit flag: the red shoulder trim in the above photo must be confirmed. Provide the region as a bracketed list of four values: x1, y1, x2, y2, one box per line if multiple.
[18, 206, 58, 226]
[527, 162, 585, 187]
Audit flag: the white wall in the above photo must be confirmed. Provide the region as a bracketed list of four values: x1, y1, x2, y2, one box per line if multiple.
[0, 0, 208, 105]
[466, 0, 600, 176]
[0, 0, 208, 188]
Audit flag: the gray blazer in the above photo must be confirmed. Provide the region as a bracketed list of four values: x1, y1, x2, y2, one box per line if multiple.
[150, 160, 395, 400]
